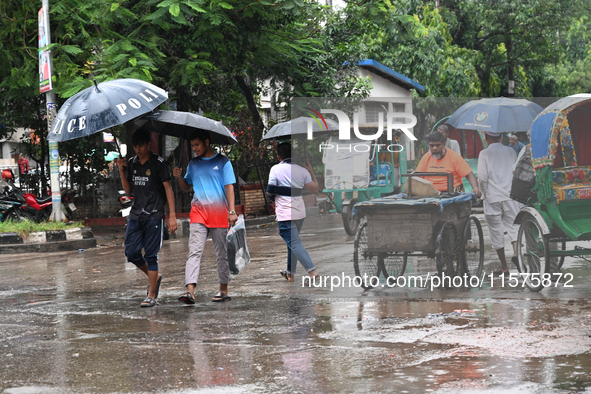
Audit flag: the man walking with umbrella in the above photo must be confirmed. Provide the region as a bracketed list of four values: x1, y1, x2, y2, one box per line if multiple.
[117, 129, 178, 307]
[477, 131, 520, 276]
[173, 131, 238, 303]
[267, 142, 320, 282]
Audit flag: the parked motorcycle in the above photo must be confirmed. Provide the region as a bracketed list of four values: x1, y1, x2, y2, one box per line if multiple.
[0, 180, 34, 222]
[118, 190, 133, 217]
[18, 188, 77, 222]
[60, 189, 78, 221]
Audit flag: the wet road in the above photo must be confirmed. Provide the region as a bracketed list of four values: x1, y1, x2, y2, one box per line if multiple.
[1, 214, 591, 393]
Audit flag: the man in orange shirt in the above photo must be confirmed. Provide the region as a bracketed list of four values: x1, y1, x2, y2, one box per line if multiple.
[415, 131, 481, 197]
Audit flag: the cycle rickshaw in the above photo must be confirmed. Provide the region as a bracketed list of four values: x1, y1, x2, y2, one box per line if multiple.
[514, 94, 591, 291]
[352, 173, 484, 289]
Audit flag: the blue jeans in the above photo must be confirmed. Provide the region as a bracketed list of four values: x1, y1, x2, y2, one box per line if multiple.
[278, 219, 316, 275]
[125, 218, 164, 271]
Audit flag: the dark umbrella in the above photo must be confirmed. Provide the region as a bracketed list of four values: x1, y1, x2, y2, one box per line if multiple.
[47, 79, 168, 143]
[261, 116, 339, 141]
[135, 110, 237, 145]
[446, 98, 543, 133]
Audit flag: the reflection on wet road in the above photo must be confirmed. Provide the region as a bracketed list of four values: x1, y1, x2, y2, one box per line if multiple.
[0, 214, 590, 393]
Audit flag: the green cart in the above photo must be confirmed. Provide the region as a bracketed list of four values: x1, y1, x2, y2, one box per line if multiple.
[323, 132, 406, 235]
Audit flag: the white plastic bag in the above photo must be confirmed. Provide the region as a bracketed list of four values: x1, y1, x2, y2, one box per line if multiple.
[227, 215, 250, 275]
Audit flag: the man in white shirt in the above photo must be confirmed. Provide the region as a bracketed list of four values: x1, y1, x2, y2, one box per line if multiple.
[477, 131, 520, 276]
[437, 124, 462, 156]
[267, 143, 319, 282]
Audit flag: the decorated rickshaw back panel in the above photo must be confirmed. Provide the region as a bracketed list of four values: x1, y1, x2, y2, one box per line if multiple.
[552, 166, 591, 202]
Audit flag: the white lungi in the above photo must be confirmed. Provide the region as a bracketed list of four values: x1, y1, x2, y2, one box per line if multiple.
[483, 200, 520, 250]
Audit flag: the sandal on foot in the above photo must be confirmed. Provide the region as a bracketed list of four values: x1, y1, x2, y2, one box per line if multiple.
[492, 266, 510, 277]
[511, 256, 521, 273]
[140, 297, 159, 308]
[212, 292, 231, 302]
[146, 275, 163, 299]
[280, 270, 289, 281]
[178, 292, 195, 304]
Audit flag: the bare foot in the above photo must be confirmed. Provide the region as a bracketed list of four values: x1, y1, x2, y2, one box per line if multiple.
[308, 269, 319, 278]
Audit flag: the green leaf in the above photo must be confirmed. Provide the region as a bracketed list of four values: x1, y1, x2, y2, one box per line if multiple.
[59, 45, 83, 56]
[170, 3, 181, 17]
[157, 0, 174, 8]
[185, 2, 206, 13]
[129, 58, 138, 67]
[111, 3, 120, 12]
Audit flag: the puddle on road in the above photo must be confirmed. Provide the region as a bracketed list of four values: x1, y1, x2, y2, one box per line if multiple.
[1, 227, 591, 393]
[3, 296, 588, 393]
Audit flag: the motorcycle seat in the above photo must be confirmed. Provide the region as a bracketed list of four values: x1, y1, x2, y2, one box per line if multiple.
[37, 195, 53, 204]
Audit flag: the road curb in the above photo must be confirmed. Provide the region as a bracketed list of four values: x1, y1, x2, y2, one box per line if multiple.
[0, 238, 98, 254]
[0, 227, 95, 254]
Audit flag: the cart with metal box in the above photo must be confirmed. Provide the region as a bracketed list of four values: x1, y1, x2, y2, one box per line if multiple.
[352, 173, 484, 289]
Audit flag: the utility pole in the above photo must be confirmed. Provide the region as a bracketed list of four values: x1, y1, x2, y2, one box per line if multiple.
[40, 0, 64, 221]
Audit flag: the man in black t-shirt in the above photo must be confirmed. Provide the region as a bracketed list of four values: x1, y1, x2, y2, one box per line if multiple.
[117, 129, 178, 307]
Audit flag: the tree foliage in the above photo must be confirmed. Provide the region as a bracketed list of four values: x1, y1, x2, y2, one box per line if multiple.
[2, 0, 591, 207]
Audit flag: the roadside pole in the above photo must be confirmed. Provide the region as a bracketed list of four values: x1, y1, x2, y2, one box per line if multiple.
[40, 0, 64, 221]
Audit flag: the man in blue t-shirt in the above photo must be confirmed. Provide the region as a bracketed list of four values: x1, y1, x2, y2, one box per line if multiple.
[173, 131, 237, 303]
[117, 129, 177, 308]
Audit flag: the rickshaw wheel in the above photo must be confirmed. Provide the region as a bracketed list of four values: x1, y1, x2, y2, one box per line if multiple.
[342, 199, 360, 236]
[436, 222, 461, 288]
[462, 216, 484, 277]
[353, 222, 380, 289]
[379, 253, 407, 279]
[517, 214, 549, 292]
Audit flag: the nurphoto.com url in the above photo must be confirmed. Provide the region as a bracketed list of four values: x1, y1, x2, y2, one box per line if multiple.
[302, 272, 574, 292]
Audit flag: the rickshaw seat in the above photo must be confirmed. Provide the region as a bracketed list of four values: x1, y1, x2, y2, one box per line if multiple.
[552, 166, 591, 202]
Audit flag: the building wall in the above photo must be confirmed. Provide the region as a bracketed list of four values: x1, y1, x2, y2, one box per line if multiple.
[240, 185, 268, 216]
[358, 68, 413, 98]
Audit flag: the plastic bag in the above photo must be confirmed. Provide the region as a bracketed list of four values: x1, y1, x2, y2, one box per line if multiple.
[227, 215, 250, 275]
[510, 146, 537, 204]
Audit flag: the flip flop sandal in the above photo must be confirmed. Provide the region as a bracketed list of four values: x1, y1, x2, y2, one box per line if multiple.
[178, 292, 195, 305]
[280, 270, 289, 280]
[492, 266, 510, 277]
[146, 275, 163, 299]
[140, 297, 159, 308]
[212, 292, 231, 302]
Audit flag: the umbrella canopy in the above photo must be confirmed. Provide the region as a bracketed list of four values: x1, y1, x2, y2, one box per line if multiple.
[261, 116, 340, 141]
[47, 79, 168, 142]
[446, 98, 543, 134]
[135, 110, 237, 145]
[529, 94, 591, 168]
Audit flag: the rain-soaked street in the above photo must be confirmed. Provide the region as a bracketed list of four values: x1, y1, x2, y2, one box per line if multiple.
[1, 213, 591, 393]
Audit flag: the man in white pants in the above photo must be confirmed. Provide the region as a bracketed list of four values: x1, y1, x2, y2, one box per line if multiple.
[477, 131, 520, 276]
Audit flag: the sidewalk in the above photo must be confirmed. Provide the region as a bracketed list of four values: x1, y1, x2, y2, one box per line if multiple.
[1, 214, 277, 254]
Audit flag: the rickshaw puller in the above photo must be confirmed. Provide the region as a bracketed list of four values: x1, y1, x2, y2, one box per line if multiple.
[415, 131, 481, 196]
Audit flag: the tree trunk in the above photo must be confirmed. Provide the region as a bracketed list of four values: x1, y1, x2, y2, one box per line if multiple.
[505, 34, 515, 97]
[234, 74, 265, 140]
[460, 130, 467, 158]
